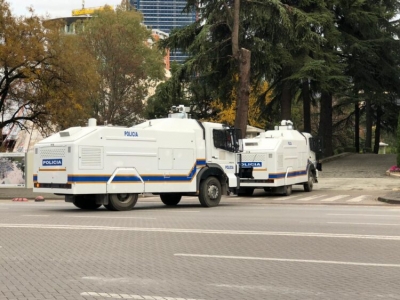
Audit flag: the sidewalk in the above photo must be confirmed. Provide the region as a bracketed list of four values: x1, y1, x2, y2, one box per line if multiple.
[319, 152, 400, 205]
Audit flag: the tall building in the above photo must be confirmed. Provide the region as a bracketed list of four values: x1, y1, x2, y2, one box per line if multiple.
[130, 0, 196, 63]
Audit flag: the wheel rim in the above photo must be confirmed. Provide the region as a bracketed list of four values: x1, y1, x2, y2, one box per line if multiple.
[116, 194, 131, 203]
[207, 184, 219, 200]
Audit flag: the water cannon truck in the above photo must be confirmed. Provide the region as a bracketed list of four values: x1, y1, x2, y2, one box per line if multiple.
[33, 105, 242, 210]
[238, 120, 322, 196]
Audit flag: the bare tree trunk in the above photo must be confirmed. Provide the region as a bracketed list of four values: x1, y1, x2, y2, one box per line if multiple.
[365, 98, 372, 152]
[232, 0, 251, 137]
[302, 80, 311, 133]
[318, 91, 333, 158]
[354, 102, 360, 153]
[232, 0, 240, 59]
[234, 48, 251, 137]
[373, 106, 382, 154]
[280, 80, 292, 121]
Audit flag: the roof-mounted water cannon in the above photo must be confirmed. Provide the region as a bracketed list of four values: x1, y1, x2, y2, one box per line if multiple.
[168, 105, 191, 119]
[275, 120, 294, 130]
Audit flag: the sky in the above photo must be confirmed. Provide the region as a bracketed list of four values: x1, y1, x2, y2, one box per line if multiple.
[8, 0, 123, 18]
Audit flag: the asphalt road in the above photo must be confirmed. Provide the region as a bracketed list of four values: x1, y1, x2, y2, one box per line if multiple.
[1, 200, 400, 300]
[0, 153, 400, 300]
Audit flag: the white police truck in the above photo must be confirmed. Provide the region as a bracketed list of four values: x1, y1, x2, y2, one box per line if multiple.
[238, 120, 322, 196]
[33, 105, 242, 210]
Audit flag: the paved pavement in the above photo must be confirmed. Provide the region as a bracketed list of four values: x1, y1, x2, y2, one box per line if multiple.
[317, 153, 400, 204]
[2, 199, 400, 300]
[1, 152, 399, 203]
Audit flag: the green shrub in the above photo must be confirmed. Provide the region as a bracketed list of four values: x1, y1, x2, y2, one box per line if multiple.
[344, 147, 356, 152]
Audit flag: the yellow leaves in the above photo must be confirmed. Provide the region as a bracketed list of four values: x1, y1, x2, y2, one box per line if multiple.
[209, 81, 272, 128]
[211, 101, 236, 126]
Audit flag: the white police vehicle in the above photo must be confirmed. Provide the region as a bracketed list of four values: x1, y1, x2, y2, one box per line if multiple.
[238, 120, 322, 196]
[33, 105, 242, 211]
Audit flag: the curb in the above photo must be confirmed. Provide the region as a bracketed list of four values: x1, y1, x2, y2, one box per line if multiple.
[319, 152, 353, 163]
[377, 197, 400, 205]
[378, 171, 400, 204]
[385, 170, 400, 178]
[12, 197, 28, 202]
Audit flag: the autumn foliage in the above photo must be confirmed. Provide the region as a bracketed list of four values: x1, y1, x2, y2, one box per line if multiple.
[209, 81, 272, 130]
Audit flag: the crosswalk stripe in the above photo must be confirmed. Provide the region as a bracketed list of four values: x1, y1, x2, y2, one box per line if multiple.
[346, 195, 368, 202]
[297, 194, 327, 201]
[321, 195, 349, 202]
[138, 194, 371, 203]
[272, 195, 300, 201]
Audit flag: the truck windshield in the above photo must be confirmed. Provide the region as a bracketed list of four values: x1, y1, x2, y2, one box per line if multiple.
[213, 128, 242, 152]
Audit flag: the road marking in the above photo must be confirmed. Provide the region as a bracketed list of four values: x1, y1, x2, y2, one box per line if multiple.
[67, 216, 157, 220]
[81, 291, 204, 299]
[297, 195, 327, 201]
[321, 195, 349, 202]
[328, 214, 400, 217]
[328, 222, 400, 226]
[272, 195, 300, 201]
[1, 223, 400, 240]
[346, 195, 368, 202]
[22, 215, 49, 217]
[161, 210, 200, 213]
[174, 253, 400, 268]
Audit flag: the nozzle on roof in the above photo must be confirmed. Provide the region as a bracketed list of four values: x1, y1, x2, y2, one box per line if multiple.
[88, 118, 97, 127]
[281, 120, 293, 126]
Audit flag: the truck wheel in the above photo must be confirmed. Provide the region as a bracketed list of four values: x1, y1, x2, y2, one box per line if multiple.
[73, 195, 101, 210]
[303, 171, 314, 192]
[238, 188, 254, 196]
[160, 194, 182, 206]
[283, 185, 292, 196]
[199, 176, 221, 207]
[105, 193, 138, 211]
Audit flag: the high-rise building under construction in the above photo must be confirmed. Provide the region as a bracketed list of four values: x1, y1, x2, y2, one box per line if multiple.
[130, 0, 196, 62]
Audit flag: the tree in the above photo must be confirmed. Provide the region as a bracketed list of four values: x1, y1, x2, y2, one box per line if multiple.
[159, 0, 320, 133]
[145, 62, 220, 121]
[209, 81, 272, 130]
[144, 63, 190, 119]
[79, 8, 165, 126]
[0, 1, 99, 139]
[40, 21, 100, 132]
[335, 0, 400, 153]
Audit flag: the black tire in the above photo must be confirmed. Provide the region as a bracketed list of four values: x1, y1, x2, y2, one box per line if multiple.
[198, 176, 222, 207]
[283, 185, 292, 196]
[160, 194, 182, 206]
[73, 195, 101, 210]
[104, 193, 138, 211]
[304, 170, 314, 192]
[238, 188, 254, 196]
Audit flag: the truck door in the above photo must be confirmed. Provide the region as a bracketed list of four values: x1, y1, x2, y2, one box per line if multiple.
[208, 128, 240, 164]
